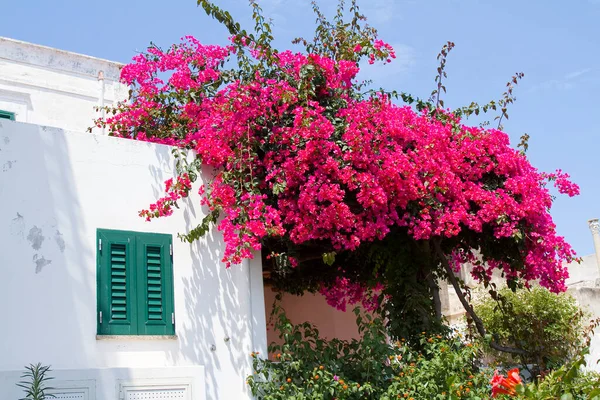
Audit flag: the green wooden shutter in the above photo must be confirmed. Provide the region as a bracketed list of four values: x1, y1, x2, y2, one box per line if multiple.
[97, 229, 136, 335]
[136, 232, 175, 335]
[0, 110, 15, 121]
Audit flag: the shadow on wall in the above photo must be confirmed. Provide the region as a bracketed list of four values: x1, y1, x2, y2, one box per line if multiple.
[1, 123, 259, 399]
[178, 215, 255, 398]
[0, 121, 133, 394]
[154, 151, 254, 400]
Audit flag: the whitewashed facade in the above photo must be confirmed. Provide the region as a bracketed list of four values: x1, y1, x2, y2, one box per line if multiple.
[0, 37, 127, 134]
[0, 38, 267, 400]
[566, 222, 600, 371]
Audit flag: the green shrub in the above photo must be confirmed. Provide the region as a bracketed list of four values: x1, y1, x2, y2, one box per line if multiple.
[381, 334, 492, 400]
[519, 350, 600, 399]
[247, 302, 492, 399]
[474, 287, 586, 372]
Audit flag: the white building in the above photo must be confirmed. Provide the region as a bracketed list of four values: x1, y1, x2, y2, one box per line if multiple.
[565, 220, 600, 371]
[0, 37, 267, 400]
[0, 37, 127, 133]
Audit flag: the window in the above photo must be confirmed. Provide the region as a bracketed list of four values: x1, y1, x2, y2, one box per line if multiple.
[0, 110, 15, 121]
[97, 229, 175, 336]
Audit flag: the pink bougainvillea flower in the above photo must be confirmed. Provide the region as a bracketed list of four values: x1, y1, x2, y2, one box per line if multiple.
[98, 31, 579, 310]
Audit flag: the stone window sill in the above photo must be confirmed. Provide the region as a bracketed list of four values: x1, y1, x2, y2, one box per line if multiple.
[96, 335, 178, 341]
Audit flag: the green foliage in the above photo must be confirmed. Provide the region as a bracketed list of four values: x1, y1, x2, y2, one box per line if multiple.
[178, 210, 220, 243]
[474, 287, 587, 372]
[16, 363, 55, 400]
[517, 350, 600, 399]
[372, 233, 448, 343]
[381, 334, 492, 400]
[265, 229, 449, 342]
[247, 301, 492, 399]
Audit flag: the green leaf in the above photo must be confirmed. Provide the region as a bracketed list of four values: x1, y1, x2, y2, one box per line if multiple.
[178, 210, 219, 242]
[588, 389, 600, 399]
[322, 252, 336, 266]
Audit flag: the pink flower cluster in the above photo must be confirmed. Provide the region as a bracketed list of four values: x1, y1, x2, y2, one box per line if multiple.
[369, 39, 396, 64]
[542, 169, 580, 197]
[320, 277, 383, 312]
[102, 35, 578, 299]
[139, 173, 192, 221]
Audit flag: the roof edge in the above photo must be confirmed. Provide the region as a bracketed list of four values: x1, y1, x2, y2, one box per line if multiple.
[0, 37, 125, 80]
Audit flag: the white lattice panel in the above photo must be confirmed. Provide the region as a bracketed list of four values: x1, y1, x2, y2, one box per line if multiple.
[47, 380, 94, 400]
[52, 394, 86, 400]
[126, 389, 186, 399]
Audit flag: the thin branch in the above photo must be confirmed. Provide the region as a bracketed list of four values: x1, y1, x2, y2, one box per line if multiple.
[430, 41, 455, 113]
[496, 72, 524, 130]
[427, 273, 442, 320]
[432, 240, 528, 356]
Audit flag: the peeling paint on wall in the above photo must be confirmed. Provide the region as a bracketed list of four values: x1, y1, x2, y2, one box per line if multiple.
[0, 136, 9, 152]
[26, 226, 44, 250]
[2, 160, 16, 172]
[32, 254, 52, 273]
[10, 212, 25, 238]
[55, 230, 65, 253]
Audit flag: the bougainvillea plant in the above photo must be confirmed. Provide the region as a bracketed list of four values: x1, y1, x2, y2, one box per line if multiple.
[95, 0, 579, 345]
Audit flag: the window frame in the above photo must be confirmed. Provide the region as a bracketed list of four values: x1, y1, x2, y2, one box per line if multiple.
[96, 228, 175, 337]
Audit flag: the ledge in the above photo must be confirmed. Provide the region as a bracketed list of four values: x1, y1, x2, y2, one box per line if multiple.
[96, 335, 178, 341]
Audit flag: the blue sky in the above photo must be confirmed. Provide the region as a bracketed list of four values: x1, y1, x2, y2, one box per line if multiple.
[2, 0, 599, 255]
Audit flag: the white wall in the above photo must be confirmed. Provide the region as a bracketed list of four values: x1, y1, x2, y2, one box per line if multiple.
[569, 286, 600, 372]
[566, 254, 599, 286]
[0, 366, 206, 400]
[564, 255, 600, 371]
[0, 121, 267, 400]
[0, 37, 128, 133]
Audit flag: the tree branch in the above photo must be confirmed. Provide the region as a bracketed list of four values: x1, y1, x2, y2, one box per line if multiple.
[432, 240, 528, 356]
[427, 273, 442, 320]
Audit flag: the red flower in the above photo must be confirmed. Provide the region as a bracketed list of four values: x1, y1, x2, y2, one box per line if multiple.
[491, 368, 522, 397]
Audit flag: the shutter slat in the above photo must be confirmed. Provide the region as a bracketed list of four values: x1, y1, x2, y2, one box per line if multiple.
[146, 246, 163, 322]
[110, 243, 128, 321]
